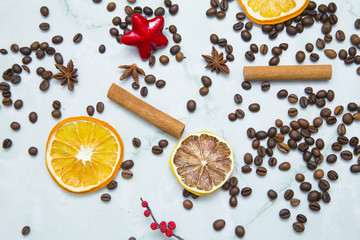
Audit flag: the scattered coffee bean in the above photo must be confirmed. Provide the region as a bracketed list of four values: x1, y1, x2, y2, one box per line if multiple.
[213, 219, 226, 231]
[159, 55, 169, 65]
[140, 86, 148, 97]
[121, 160, 134, 170]
[241, 81, 252, 90]
[350, 164, 360, 173]
[101, 193, 111, 201]
[324, 49, 337, 58]
[99, 44, 106, 54]
[235, 225, 245, 238]
[279, 162, 291, 171]
[269, 56, 280, 66]
[51, 110, 61, 119]
[310, 53, 319, 61]
[152, 146, 163, 155]
[107, 2, 116, 11]
[248, 103, 260, 112]
[86, 105, 94, 116]
[267, 189, 278, 199]
[22, 226, 30, 235]
[309, 201, 321, 211]
[279, 208, 291, 219]
[122, 169, 133, 179]
[183, 199, 193, 210]
[241, 30, 252, 42]
[29, 112, 38, 123]
[256, 166, 267, 176]
[132, 137, 141, 148]
[293, 222, 305, 232]
[73, 33, 83, 43]
[107, 180, 117, 190]
[28, 147, 38, 156]
[2, 138, 12, 149]
[52, 35, 63, 44]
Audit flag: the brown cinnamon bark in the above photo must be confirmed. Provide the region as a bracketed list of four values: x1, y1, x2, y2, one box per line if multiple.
[244, 65, 332, 81]
[107, 84, 185, 139]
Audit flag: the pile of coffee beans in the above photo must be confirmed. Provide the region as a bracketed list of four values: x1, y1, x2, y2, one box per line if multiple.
[206, 0, 233, 20]
[168, 25, 184, 62]
[209, 33, 234, 61]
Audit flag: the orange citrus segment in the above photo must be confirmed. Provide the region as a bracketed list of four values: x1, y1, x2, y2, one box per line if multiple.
[45, 117, 124, 193]
[238, 0, 309, 25]
[170, 131, 234, 196]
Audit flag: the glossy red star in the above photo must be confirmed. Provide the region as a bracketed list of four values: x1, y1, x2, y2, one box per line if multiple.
[121, 14, 169, 61]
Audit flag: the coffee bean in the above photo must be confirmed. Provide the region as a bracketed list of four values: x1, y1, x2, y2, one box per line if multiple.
[318, 179, 330, 192]
[260, 44, 268, 54]
[350, 164, 360, 173]
[336, 30, 346, 41]
[343, 113, 354, 125]
[52, 35, 63, 44]
[169, 4, 179, 15]
[101, 193, 111, 202]
[309, 201, 321, 211]
[241, 81, 252, 90]
[152, 146, 163, 155]
[54, 52, 63, 65]
[13, 99, 23, 109]
[22, 56, 32, 65]
[324, 49, 337, 59]
[235, 225, 245, 238]
[132, 137, 141, 148]
[274, 133, 284, 143]
[106, 180, 118, 190]
[200, 76, 212, 88]
[240, 187, 251, 197]
[349, 47, 357, 57]
[121, 160, 134, 170]
[268, 157, 277, 166]
[284, 189, 294, 200]
[310, 53, 319, 61]
[183, 199, 193, 210]
[326, 170, 338, 181]
[248, 103, 260, 112]
[22, 226, 30, 235]
[173, 33, 181, 43]
[321, 22, 332, 34]
[122, 169, 133, 179]
[256, 167, 267, 176]
[241, 30, 252, 42]
[233, 22, 244, 31]
[184, 99, 197, 113]
[233, 94, 243, 104]
[293, 222, 305, 232]
[73, 33, 83, 43]
[245, 51, 255, 61]
[261, 81, 270, 91]
[199, 87, 209, 96]
[279, 162, 291, 171]
[2, 138, 12, 149]
[247, 128, 256, 139]
[351, 34, 360, 45]
[269, 56, 280, 66]
[169, 45, 180, 55]
[348, 102, 358, 111]
[316, 38, 326, 49]
[51, 109, 61, 119]
[210, 34, 219, 44]
[140, 86, 148, 97]
[295, 173, 305, 182]
[278, 142, 290, 153]
[295, 51, 305, 63]
[324, 34, 333, 42]
[86, 105, 94, 116]
[277, 89, 288, 99]
[254, 155, 263, 166]
[98, 44, 106, 54]
[279, 209, 291, 219]
[300, 182, 312, 192]
[0, 82, 10, 91]
[38, 80, 50, 91]
[10, 44, 19, 53]
[267, 189, 277, 199]
[241, 165, 252, 173]
[271, 46, 282, 56]
[94, 102, 104, 114]
[290, 198, 301, 207]
[27, 146, 38, 156]
[216, 10, 226, 19]
[159, 55, 169, 65]
[286, 26, 298, 35]
[288, 108, 298, 117]
[249, 44, 258, 54]
[235, 109, 245, 119]
[213, 219, 225, 231]
[39, 22, 50, 31]
[340, 150, 353, 161]
[287, 94, 298, 103]
[267, 127, 277, 138]
[229, 186, 240, 196]
[29, 112, 38, 123]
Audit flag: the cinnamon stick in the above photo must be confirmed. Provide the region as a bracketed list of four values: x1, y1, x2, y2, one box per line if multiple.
[243, 65, 332, 81]
[107, 84, 185, 139]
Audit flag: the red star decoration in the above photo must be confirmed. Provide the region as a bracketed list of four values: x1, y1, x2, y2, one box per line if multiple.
[121, 14, 169, 61]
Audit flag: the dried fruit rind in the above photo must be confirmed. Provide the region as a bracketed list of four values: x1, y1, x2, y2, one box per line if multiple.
[170, 131, 234, 195]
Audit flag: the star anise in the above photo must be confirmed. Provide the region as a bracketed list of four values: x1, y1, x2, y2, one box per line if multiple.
[118, 64, 145, 85]
[52, 60, 78, 91]
[202, 46, 230, 74]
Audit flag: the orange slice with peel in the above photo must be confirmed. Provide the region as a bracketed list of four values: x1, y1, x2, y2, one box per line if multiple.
[45, 116, 124, 193]
[170, 131, 234, 196]
[238, 0, 310, 25]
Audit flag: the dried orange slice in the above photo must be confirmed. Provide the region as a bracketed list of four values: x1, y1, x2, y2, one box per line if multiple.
[238, 0, 310, 25]
[170, 131, 234, 196]
[45, 116, 124, 193]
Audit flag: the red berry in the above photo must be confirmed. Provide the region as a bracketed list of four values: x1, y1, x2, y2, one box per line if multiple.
[144, 210, 150, 217]
[160, 221, 166, 227]
[141, 201, 148, 208]
[168, 221, 176, 230]
[165, 229, 173, 237]
[160, 225, 167, 233]
[150, 223, 158, 230]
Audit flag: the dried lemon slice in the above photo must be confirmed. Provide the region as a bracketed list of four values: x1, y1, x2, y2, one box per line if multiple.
[45, 116, 124, 193]
[170, 131, 234, 195]
[238, 0, 310, 24]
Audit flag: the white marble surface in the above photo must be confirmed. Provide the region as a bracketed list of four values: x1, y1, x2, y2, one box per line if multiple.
[1, 0, 360, 239]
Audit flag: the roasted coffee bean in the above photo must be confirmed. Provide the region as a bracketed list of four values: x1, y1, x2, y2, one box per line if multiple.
[262, 25, 273, 33]
[159, 55, 169, 65]
[296, 51, 305, 63]
[99, 44, 106, 53]
[228, 113, 237, 121]
[335, 30, 346, 41]
[348, 102, 358, 111]
[107, 180, 118, 190]
[39, 80, 50, 91]
[186, 100, 196, 112]
[288, 139, 298, 149]
[12, 64, 22, 74]
[340, 150, 353, 160]
[229, 196, 237, 207]
[200, 76, 212, 87]
[247, 128, 256, 139]
[233, 22, 244, 31]
[243, 153, 253, 165]
[158, 139, 168, 149]
[14, 99, 23, 109]
[235, 109, 245, 119]
[22, 226, 30, 235]
[275, 133, 284, 143]
[94, 102, 104, 113]
[302, 16, 314, 26]
[272, 46, 282, 55]
[210, 34, 219, 44]
[308, 93, 316, 104]
[316, 98, 326, 108]
[318, 179, 330, 192]
[54, 52, 63, 65]
[183, 188, 191, 197]
[51, 110, 61, 119]
[259, 44, 268, 54]
[288, 108, 298, 117]
[279, 209, 291, 219]
[322, 191, 331, 203]
[236, 12, 246, 20]
[288, 94, 298, 103]
[338, 49, 347, 60]
[22, 56, 32, 65]
[296, 173, 305, 182]
[86, 105, 94, 116]
[286, 26, 298, 35]
[291, 198, 301, 207]
[300, 182, 312, 192]
[321, 21, 332, 34]
[343, 113, 354, 125]
[152, 146, 163, 155]
[169, 4, 179, 15]
[256, 131, 267, 140]
[253, 139, 260, 148]
[140, 86, 148, 97]
[144, 75, 156, 84]
[278, 142, 290, 153]
[351, 34, 360, 45]
[313, 117, 323, 128]
[268, 157, 277, 166]
[332, 142, 342, 151]
[269, 56, 280, 66]
[254, 156, 263, 166]
[307, 160, 317, 170]
[279, 162, 291, 171]
[345, 56, 355, 64]
[245, 22, 253, 30]
[183, 200, 193, 210]
[309, 201, 321, 211]
[28, 147, 38, 156]
[73, 33, 83, 43]
[248, 103, 260, 112]
[356, 19, 360, 29]
[39, 22, 50, 31]
[148, 55, 155, 66]
[277, 89, 288, 98]
[350, 137, 359, 146]
[324, 34, 333, 42]
[245, 51, 255, 61]
[29, 112, 38, 123]
[267, 189, 278, 199]
[2, 138, 12, 149]
[241, 187, 252, 197]
[216, 11, 226, 19]
[327, 170, 338, 180]
[275, 24, 285, 32]
[324, 49, 337, 58]
[45, 47, 55, 55]
[350, 164, 360, 173]
[305, 137, 315, 146]
[131, 138, 141, 148]
[10, 44, 19, 53]
[121, 160, 134, 170]
[275, 119, 283, 127]
[316, 38, 326, 49]
[0, 82, 10, 91]
[122, 169, 133, 179]
[320, 108, 331, 118]
[229, 186, 240, 196]
[52, 35, 63, 44]
[241, 165, 252, 173]
[235, 225, 245, 238]
[314, 169, 324, 179]
[293, 222, 305, 232]
[308, 190, 321, 202]
[199, 87, 209, 96]
[234, 94, 243, 104]
[337, 123, 346, 136]
[256, 167, 267, 176]
[284, 189, 294, 200]
[100, 193, 111, 202]
[213, 219, 226, 231]
[310, 53, 319, 61]
[241, 30, 252, 42]
[173, 33, 182, 43]
[170, 45, 180, 55]
[250, 44, 258, 53]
